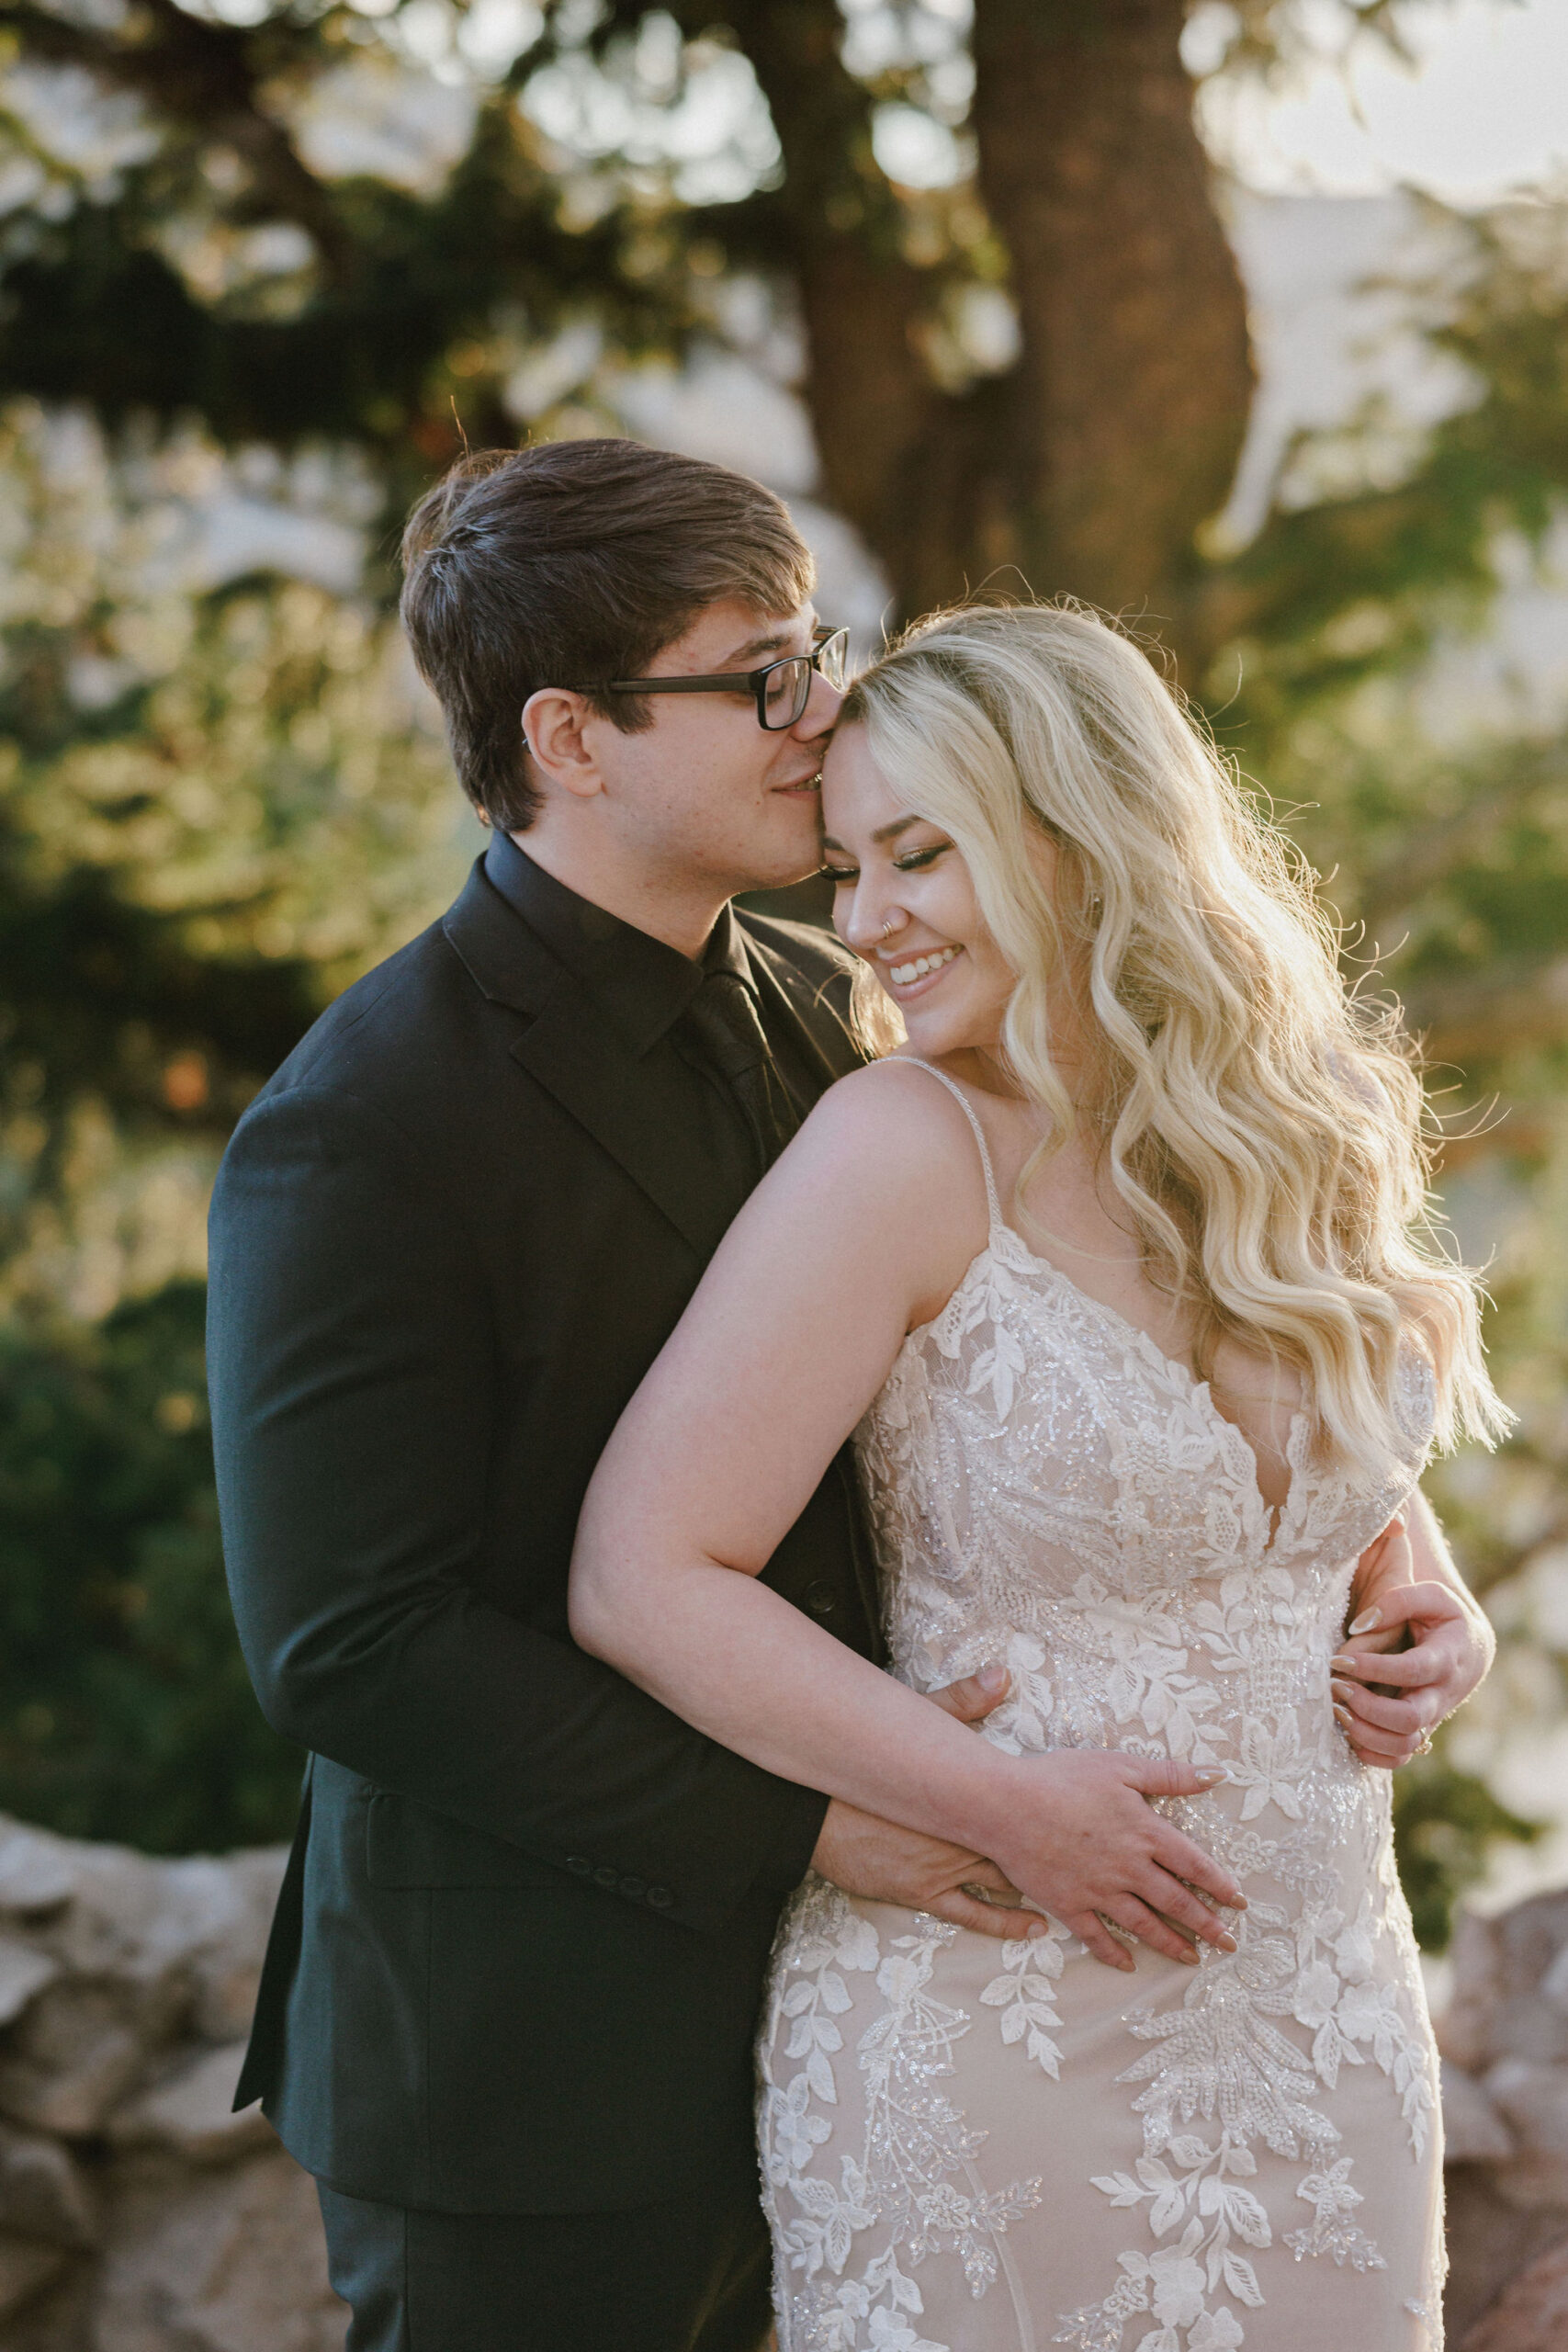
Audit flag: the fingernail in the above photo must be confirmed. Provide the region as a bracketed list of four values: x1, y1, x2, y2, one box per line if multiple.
[978, 1663, 1008, 1693]
[1181, 1947, 1200, 1963]
[1333, 1703, 1353, 1728]
[1330, 1679, 1355, 1702]
[1193, 1767, 1227, 1785]
[1329, 1656, 1356, 1673]
[1348, 1608, 1382, 1636]
[1216, 1931, 1238, 1953]
[1228, 1890, 1247, 1908]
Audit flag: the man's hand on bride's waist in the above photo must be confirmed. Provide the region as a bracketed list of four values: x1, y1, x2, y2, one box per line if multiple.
[810, 1663, 1040, 1943]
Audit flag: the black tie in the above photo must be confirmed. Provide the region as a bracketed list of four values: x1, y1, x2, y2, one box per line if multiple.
[684, 971, 800, 1174]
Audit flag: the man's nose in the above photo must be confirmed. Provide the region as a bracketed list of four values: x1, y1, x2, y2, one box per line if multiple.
[795, 666, 843, 738]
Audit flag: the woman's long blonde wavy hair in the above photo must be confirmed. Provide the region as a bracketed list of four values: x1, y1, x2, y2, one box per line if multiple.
[839, 601, 1510, 1483]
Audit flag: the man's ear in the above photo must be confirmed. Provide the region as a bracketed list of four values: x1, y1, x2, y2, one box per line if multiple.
[522, 688, 604, 803]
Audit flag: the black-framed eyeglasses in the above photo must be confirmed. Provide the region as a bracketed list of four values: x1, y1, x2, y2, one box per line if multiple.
[575, 626, 850, 731]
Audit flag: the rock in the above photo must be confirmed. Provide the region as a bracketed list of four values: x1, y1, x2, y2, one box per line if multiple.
[164, 1851, 288, 2045]
[0, 1987, 157, 2139]
[0, 2233, 70, 2324]
[0, 1828, 78, 1921]
[1445, 2165, 1568, 2345]
[1483, 2060, 1568, 2210]
[0, 2257, 93, 2352]
[1442, 1893, 1568, 2075]
[1541, 1942, 1568, 2018]
[0, 2122, 98, 2247]
[107, 2045, 272, 2165]
[0, 1939, 60, 2028]
[1444, 2060, 1516, 2163]
[94, 2147, 345, 2352]
[1460, 2233, 1568, 2352]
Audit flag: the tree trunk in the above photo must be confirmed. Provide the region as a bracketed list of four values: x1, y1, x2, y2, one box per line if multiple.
[973, 0, 1254, 629]
[737, 0, 1254, 673]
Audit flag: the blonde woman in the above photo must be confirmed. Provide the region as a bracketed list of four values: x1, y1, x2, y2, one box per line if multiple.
[569, 605, 1503, 2350]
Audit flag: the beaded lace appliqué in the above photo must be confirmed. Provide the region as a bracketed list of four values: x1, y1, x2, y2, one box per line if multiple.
[759, 1073, 1443, 2352]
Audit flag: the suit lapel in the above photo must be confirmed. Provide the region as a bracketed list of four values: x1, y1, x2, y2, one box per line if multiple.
[443, 859, 736, 1261]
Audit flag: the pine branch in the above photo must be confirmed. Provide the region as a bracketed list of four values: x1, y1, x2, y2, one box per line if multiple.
[0, 0, 355, 284]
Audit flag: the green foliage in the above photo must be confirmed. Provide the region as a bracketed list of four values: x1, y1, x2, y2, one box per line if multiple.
[1393, 1757, 1545, 1953]
[0, 1281, 302, 1849]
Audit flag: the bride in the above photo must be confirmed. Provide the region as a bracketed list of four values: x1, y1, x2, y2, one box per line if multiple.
[568, 603, 1506, 2351]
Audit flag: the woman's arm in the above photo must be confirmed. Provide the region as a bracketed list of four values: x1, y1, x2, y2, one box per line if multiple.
[1330, 1489, 1495, 1767]
[570, 1067, 1246, 1973]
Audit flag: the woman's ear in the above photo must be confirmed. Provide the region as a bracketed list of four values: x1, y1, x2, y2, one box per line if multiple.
[522, 688, 604, 803]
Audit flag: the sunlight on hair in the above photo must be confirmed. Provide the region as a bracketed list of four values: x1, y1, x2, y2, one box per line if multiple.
[840, 601, 1513, 1487]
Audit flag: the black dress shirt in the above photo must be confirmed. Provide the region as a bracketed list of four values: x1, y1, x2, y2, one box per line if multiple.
[485, 838, 817, 1208]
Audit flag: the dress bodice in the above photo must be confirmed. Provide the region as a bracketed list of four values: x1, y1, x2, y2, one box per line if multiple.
[854, 1060, 1434, 1791]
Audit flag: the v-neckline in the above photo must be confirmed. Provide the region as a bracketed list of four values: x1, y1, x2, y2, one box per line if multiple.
[976, 1222, 1310, 1555]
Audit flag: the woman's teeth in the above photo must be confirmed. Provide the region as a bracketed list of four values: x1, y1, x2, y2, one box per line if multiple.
[888, 945, 960, 986]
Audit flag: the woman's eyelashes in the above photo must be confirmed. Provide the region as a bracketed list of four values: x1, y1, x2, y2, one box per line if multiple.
[819, 841, 953, 886]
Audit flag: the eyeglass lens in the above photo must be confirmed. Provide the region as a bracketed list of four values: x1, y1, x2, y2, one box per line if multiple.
[762, 661, 811, 727]
[761, 631, 849, 729]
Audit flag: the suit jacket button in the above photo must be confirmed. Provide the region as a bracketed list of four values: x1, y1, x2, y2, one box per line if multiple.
[647, 1885, 674, 1909]
[566, 1855, 592, 1877]
[592, 1865, 619, 1890]
[805, 1580, 837, 1617]
[619, 1875, 646, 1900]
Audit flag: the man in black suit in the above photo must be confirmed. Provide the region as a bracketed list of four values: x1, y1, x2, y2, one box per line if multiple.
[209, 440, 1022, 2351]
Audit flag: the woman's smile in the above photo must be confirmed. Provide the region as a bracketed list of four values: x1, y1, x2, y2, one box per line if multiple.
[883, 942, 964, 997]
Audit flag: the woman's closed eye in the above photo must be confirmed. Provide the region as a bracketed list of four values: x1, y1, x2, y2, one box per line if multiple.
[820, 841, 953, 885]
[893, 842, 952, 873]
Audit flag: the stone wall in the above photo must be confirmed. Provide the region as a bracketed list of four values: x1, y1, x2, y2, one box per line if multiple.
[1441, 1886, 1568, 2350]
[0, 1815, 343, 2350]
[0, 1807, 1564, 2349]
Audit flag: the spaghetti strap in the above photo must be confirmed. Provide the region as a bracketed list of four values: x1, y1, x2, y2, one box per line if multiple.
[869, 1055, 1004, 1238]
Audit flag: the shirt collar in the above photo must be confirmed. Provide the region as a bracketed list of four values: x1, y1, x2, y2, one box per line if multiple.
[483, 831, 754, 1054]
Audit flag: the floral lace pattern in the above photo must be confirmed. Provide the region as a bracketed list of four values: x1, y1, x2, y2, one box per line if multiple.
[758, 1065, 1445, 2352]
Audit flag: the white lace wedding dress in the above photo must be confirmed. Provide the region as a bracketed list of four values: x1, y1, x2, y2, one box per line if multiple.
[758, 1062, 1444, 2352]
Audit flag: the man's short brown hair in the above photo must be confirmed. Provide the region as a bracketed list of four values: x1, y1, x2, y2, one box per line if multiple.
[400, 439, 817, 831]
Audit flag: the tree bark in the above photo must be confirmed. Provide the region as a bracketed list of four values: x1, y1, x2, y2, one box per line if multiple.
[735, 0, 1253, 668]
[972, 0, 1253, 629]
[715, 0, 942, 578]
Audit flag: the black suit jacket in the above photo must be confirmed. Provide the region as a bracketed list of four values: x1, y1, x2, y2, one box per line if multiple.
[209, 839, 879, 2213]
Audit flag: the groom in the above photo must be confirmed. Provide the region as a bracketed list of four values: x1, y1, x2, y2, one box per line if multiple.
[209, 438, 1042, 2352]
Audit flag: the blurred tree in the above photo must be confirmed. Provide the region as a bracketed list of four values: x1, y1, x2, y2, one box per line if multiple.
[0, 0, 1563, 1915]
[0, 1281, 303, 1848]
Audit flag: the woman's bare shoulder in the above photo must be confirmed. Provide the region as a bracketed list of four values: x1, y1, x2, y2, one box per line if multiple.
[804, 1055, 987, 1158]
[771, 1057, 993, 1248]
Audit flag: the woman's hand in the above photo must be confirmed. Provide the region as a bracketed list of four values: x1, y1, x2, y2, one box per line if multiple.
[1330, 1502, 1495, 1768]
[986, 1749, 1245, 1973]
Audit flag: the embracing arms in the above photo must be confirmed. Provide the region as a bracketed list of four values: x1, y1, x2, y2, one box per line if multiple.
[209, 1081, 833, 1932]
[569, 1069, 1247, 1973]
